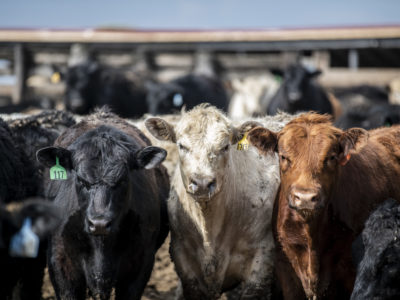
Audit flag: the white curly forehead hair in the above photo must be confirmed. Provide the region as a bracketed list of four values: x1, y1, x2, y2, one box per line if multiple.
[175, 104, 232, 149]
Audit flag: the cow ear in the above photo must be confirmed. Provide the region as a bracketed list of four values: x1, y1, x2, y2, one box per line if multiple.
[133, 146, 167, 170]
[338, 128, 369, 166]
[247, 127, 278, 154]
[231, 121, 264, 144]
[145, 117, 176, 143]
[308, 69, 322, 78]
[36, 146, 73, 169]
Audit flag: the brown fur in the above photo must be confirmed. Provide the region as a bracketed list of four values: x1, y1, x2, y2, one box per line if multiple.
[248, 112, 400, 299]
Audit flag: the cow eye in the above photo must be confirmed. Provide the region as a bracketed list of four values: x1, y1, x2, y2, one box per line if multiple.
[178, 143, 189, 152]
[220, 144, 229, 153]
[280, 155, 287, 161]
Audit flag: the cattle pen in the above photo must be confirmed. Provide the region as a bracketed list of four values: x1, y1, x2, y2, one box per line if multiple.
[0, 25, 400, 106]
[1, 25, 400, 300]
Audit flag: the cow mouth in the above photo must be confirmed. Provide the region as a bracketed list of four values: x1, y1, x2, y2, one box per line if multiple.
[186, 188, 220, 202]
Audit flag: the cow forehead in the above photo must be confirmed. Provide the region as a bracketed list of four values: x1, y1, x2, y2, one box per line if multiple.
[175, 108, 231, 149]
[279, 124, 340, 164]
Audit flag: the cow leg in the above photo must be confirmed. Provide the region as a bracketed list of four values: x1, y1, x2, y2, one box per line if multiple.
[240, 235, 275, 300]
[47, 243, 86, 300]
[173, 278, 215, 300]
[115, 253, 155, 300]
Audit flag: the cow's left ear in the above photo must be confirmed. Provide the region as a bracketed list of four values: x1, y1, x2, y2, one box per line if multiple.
[145, 117, 176, 143]
[338, 128, 369, 166]
[247, 127, 278, 154]
[231, 121, 263, 144]
[132, 146, 167, 170]
[36, 146, 73, 169]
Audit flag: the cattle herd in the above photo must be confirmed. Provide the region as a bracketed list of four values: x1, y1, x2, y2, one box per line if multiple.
[0, 59, 400, 300]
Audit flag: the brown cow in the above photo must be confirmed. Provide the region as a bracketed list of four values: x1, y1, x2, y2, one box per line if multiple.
[247, 113, 400, 299]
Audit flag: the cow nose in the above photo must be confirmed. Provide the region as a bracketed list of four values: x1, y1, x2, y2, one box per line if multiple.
[87, 217, 112, 235]
[290, 189, 319, 209]
[188, 176, 216, 196]
[288, 91, 301, 102]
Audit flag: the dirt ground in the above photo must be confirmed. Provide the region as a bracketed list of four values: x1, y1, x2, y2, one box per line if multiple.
[41, 235, 179, 300]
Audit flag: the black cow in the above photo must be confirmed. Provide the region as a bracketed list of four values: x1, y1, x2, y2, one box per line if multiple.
[351, 198, 400, 300]
[0, 117, 62, 300]
[145, 74, 229, 115]
[36, 109, 170, 300]
[335, 104, 400, 130]
[65, 61, 148, 117]
[267, 64, 333, 115]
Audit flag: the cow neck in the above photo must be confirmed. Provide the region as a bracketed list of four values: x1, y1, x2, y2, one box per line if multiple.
[277, 192, 328, 298]
[195, 190, 226, 249]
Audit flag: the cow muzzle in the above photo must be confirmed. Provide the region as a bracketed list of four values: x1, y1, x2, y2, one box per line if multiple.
[288, 91, 302, 102]
[86, 216, 112, 236]
[187, 175, 217, 199]
[288, 187, 321, 211]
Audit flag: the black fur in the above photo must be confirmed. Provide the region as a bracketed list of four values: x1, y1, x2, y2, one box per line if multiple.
[65, 61, 148, 117]
[267, 64, 332, 115]
[145, 74, 229, 115]
[351, 198, 400, 300]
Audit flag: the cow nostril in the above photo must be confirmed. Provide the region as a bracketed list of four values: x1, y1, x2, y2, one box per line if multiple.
[311, 195, 318, 202]
[207, 180, 216, 189]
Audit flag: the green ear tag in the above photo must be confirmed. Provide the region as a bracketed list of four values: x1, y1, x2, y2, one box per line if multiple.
[50, 156, 67, 180]
[237, 132, 249, 151]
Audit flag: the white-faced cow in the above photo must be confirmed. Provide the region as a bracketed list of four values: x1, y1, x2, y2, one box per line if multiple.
[145, 104, 295, 299]
[36, 108, 170, 300]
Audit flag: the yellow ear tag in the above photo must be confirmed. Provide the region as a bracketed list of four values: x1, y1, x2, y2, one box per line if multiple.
[51, 72, 61, 84]
[237, 132, 249, 151]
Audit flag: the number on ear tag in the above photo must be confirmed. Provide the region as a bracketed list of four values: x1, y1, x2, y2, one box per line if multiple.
[50, 156, 67, 180]
[237, 132, 249, 151]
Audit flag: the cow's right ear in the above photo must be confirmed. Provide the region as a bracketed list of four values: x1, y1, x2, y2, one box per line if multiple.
[36, 147, 73, 169]
[145, 117, 176, 143]
[247, 127, 278, 154]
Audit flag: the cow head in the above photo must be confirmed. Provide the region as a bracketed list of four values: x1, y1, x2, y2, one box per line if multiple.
[37, 126, 166, 236]
[248, 113, 368, 217]
[145, 81, 185, 115]
[0, 199, 62, 252]
[283, 64, 322, 103]
[65, 61, 99, 114]
[145, 104, 259, 202]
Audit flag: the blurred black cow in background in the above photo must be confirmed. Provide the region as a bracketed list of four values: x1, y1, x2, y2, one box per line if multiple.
[267, 64, 334, 116]
[65, 60, 148, 117]
[335, 103, 400, 129]
[145, 74, 229, 115]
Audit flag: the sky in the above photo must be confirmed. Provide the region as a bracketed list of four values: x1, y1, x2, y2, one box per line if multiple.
[1, 0, 400, 30]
